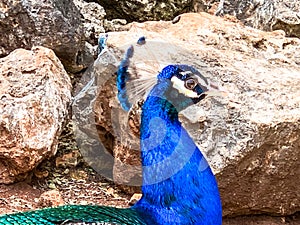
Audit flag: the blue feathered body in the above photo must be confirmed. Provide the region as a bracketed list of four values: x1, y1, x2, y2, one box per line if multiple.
[132, 65, 222, 224]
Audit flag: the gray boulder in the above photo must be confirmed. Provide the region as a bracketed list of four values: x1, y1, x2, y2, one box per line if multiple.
[0, 0, 85, 72]
[73, 0, 106, 44]
[193, 0, 300, 38]
[94, 0, 193, 21]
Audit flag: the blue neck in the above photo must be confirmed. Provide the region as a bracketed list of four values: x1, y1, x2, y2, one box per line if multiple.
[133, 81, 222, 225]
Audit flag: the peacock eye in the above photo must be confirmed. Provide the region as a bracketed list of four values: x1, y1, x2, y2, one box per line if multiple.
[184, 78, 197, 90]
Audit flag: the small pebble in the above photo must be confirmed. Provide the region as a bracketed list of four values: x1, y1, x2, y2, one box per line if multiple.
[129, 193, 142, 205]
[172, 15, 181, 24]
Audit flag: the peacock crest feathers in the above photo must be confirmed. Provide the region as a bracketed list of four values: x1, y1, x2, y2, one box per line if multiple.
[116, 28, 195, 112]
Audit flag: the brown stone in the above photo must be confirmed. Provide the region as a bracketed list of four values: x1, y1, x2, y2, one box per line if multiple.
[38, 190, 64, 208]
[0, 46, 72, 184]
[55, 150, 81, 168]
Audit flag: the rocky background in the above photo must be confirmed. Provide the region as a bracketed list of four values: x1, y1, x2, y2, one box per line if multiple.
[0, 0, 300, 224]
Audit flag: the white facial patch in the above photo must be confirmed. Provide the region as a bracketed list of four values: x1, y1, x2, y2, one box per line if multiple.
[171, 76, 199, 98]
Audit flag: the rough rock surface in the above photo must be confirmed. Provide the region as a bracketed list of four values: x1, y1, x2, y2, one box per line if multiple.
[193, 0, 300, 38]
[0, 46, 72, 184]
[73, 0, 127, 40]
[94, 0, 193, 22]
[84, 13, 300, 216]
[38, 190, 65, 208]
[71, 0, 128, 67]
[73, 0, 106, 45]
[249, 0, 300, 38]
[0, 0, 85, 72]
[72, 48, 119, 183]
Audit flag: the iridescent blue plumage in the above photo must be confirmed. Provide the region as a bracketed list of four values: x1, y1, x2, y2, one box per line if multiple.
[115, 37, 222, 224]
[131, 65, 222, 224]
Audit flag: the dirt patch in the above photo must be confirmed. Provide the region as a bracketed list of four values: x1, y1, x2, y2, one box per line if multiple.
[223, 213, 300, 225]
[0, 182, 41, 214]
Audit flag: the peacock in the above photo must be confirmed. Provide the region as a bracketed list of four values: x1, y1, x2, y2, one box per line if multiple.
[0, 36, 223, 224]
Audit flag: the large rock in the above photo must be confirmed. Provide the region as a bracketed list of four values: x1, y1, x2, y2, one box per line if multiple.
[193, 0, 300, 38]
[76, 13, 300, 216]
[73, 0, 127, 38]
[73, 0, 106, 45]
[249, 0, 300, 38]
[0, 47, 72, 184]
[94, 0, 193, 22]
[0, 0, 85, 72]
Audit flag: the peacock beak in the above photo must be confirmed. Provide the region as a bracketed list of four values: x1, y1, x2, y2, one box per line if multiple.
[205, 81, 228, 97]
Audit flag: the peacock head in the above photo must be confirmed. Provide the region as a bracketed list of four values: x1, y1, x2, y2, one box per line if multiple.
[156, 64, 224, 111]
